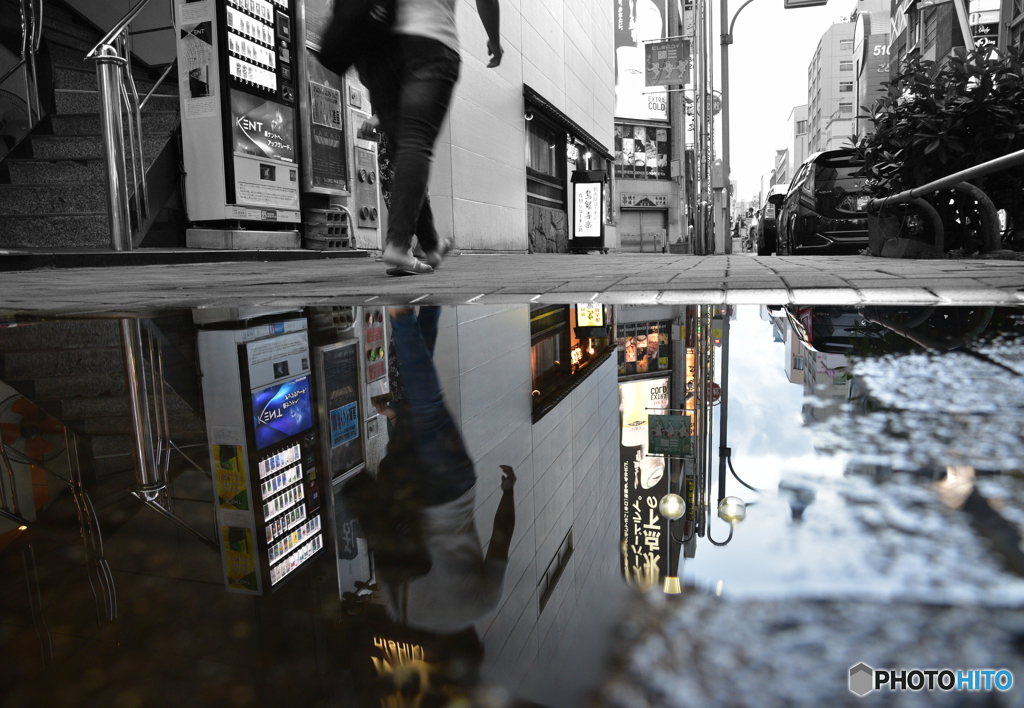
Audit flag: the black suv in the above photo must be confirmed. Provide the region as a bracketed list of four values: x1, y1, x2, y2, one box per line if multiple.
[776, 149, 869, 255]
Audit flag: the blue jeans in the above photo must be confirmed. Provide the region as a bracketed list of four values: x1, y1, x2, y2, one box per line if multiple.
[357, 36, 460, 252]
[389, 308, 475, 506]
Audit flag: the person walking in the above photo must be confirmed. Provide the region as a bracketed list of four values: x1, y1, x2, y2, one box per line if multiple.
[356, 0, 503, 276]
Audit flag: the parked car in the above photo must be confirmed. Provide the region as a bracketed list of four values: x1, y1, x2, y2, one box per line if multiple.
[757, 183, 789, 255]
[776, 149, 869, 255]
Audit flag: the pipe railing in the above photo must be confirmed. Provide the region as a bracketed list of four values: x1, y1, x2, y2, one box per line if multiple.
[86, 0, 176, 250]
[0, 0, 44, 133]
[867, 148, 1024, 210]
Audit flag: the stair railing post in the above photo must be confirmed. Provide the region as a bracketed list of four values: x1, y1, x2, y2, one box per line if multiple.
[119, 319, 162, 500]
[93, 44, 132, 251]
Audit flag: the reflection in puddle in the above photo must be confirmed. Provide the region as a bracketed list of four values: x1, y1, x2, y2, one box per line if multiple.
[0, 303, 1022, 706]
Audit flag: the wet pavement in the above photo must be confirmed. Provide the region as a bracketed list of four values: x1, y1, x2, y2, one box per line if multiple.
[0, 254, 1023, 311]
[1, 302, 1024, 707]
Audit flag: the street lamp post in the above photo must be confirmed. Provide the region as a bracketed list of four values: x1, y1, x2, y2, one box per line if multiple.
[719, 0, 826, 256]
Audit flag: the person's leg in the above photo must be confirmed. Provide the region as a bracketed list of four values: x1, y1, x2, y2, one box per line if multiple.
[417, 305, 441, 358]
[388, 309, 474, 505]
[385, 37, 460, 254]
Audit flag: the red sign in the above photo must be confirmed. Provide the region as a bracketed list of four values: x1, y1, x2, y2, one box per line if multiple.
[365, 326, 383, 344]
[368, 361, 386, 382]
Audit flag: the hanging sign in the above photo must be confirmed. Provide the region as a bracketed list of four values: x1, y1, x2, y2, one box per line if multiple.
[648, 414, 692, 456]
[645, 39, 691, 86]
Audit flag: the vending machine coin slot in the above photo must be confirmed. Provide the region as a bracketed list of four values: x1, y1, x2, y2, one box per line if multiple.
[354, 147, 379, 229]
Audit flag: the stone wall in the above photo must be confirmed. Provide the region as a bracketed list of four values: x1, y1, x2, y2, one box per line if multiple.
[528, 204, 568, 253]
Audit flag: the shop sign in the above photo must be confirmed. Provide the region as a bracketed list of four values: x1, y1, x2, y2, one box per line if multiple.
[645, 39, 691, 87]
[576, 303, 604, 327]
[573, 182, 603, 239]
[618, 321, 671, 376]
[681, 0, 695, 36]
[619, 378, 671, 589]
[648, 414, 691, 456]
[621, 193, 668, 208]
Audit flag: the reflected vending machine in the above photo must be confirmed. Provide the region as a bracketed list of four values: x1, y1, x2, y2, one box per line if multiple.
[198, 317, 325, 594]
[174, 0, 302, 240]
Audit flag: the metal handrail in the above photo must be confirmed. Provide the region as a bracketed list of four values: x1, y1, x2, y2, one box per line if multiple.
[84, 0, 158, 59]
[87, 0, 176, 249]
[0, 0, 42, 123]
[867, 148, 1024, 210]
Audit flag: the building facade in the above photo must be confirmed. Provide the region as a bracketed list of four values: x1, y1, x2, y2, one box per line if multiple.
[807, 22, 857, 153]
[787, 104, 809, 179]
[611, 0, 688, 253]
[852, 10, 890, 139]
[427, 0, 618, 253]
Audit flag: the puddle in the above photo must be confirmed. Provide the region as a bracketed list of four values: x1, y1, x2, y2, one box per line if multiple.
[1, 303, 1023, 707]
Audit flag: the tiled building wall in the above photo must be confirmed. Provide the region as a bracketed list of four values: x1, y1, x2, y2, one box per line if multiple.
[428, 306, 622, 693]
[429, 0, 616, 252]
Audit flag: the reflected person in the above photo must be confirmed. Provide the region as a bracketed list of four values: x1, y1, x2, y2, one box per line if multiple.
[371, 306, 516, 632]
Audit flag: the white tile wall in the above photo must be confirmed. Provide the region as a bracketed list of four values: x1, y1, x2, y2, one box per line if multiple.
[412, 308, 621, 697]
[417, 0, 616, 251]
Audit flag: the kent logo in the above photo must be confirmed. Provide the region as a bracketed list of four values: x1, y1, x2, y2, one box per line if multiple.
[849, 664, 1013, 696]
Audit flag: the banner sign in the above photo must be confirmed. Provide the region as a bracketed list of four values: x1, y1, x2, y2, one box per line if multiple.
[614, 0, 669, 121]
[620, 378, 670, 589]
[231, 90, 296, 163]
[645, 40, 691, 86]
[648, 414, 692, 456]
[573, 182, 603, 238]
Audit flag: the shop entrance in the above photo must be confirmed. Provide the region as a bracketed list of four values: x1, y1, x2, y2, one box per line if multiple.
[619, 210, 668, 252]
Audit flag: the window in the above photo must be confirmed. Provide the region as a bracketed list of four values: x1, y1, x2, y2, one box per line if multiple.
[839, 39, 853, 51]
[839, 60, 853, 71]
[839, 102, 853, 115]
[526, 117, 565, 210]
[614, 123, 671, 180]
[793, 357, 805, 371]
[795, 120, 807, 134]
[839, 81, 854, 92]
[531, 305, 614, 417]
[923, 8, 937, 48]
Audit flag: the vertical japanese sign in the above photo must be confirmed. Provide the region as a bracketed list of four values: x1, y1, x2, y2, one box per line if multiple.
[573, 182, 603, 239]
[576, 303, 605, 327]
[614, 0, 669, 121]
[620, 378, 670, 589]
[681, 0, 695, 37]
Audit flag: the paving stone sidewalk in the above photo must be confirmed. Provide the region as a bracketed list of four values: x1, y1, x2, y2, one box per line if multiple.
[2, 253, 1023, 313]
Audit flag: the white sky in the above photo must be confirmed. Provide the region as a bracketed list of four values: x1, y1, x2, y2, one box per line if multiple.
[708, 0, 855, 199]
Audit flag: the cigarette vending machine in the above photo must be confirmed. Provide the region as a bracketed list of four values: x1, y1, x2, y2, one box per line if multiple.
[175, 0, 302, 245]
[198, 317, 325, 594]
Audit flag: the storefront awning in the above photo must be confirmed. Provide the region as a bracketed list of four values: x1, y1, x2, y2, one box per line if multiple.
[523, 85, 614, 162]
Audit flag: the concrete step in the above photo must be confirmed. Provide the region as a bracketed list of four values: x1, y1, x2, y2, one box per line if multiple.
[53, 65, 180, 96]
[44, 28, 95, 54]
[0, 182, 108, 215]
[61, 392, 194, 419]
[47, 42, 152, 81]
[29, 133, 169, 159]
[0, 213, 108, 248]
[50, 111, 180, 136]
[55, 89, 178, 114]
[5, 157, 109, 184]
[69, 413, 205, 437]
[1, 347, 123, 379]
[26, 372, 127, 401]
[42, 14, 101, 43]
[92, 428, 206, 458]
[0, 319, 120, 351]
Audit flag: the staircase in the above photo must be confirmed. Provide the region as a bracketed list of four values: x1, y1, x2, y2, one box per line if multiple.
[0, 0, 181, 250]
[0, 317, 207, 480]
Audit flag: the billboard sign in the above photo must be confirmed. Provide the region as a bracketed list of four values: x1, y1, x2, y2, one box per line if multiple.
[619, 378, 671, 589]
[614, 0, 669, 121]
